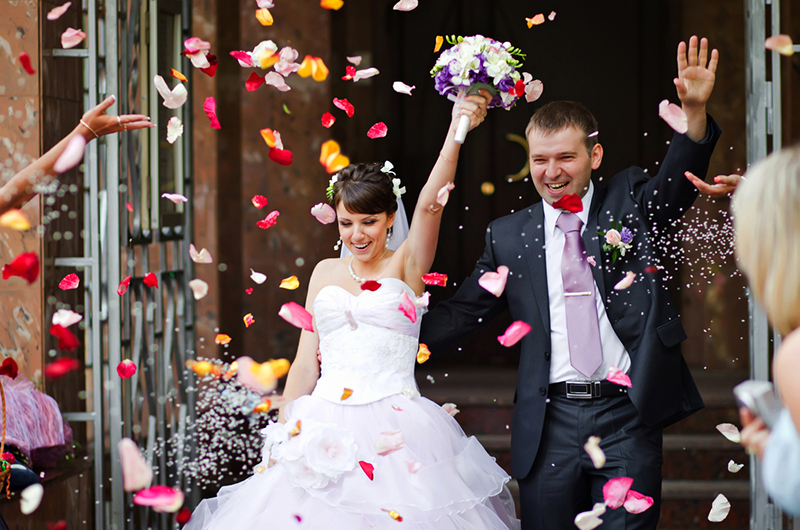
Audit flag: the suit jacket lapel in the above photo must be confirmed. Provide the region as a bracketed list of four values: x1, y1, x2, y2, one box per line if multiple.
[583, 184, 607, 296]
[523, 205, 550, 334]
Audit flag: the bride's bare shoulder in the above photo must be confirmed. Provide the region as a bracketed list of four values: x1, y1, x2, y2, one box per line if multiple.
[310, 258, 347, 284]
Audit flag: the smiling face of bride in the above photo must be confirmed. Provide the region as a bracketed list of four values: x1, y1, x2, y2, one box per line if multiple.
[336, 204, 395, 261]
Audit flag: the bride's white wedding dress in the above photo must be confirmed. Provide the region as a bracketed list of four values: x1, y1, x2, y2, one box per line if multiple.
[187, 278, 519, 529]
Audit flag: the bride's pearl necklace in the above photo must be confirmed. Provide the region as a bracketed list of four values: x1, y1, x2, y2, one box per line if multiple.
[349, 252, 389, 283]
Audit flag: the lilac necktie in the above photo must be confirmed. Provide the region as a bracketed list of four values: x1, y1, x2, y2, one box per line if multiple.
[556, 212, 603, 378]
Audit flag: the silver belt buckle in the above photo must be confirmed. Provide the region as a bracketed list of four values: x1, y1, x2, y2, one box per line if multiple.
[565, 380, 600, 399]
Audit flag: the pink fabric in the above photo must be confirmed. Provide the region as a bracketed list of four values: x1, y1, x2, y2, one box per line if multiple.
[1, 375, 66, 465]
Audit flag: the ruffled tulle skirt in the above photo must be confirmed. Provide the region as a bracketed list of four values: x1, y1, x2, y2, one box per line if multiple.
[186, 393, 519, 529]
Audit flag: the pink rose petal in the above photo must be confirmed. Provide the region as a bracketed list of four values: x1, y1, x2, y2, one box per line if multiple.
[353, 67, 380, 82]
[497, 320, 531, 347]
[367, 122, 388, 139]
[406, 460, 421, 473]
[765, 34, 795, 56]
[393, 0, 418, 11]
[53, 134, 87, 174]
[442, 403, 459, 417]
[436, 181, 455, 207]
[252, 195, 268, 209]
[602, 476, 633, 509]
[189, 244, 213, 264]
[278, 301, 314, 332]
[230, 50, 254, 67]
[61, 28, 86, 49]
[256, 0, 274, 7]
[161, 193, 188, 204]
[623, 490, 654, 514]
[376, 430, 405, 456]
[116, 359, 137, 379]
[321, 112, 336, 128]
[118, 438, 153, 492]
[346, 55, 362, 66]
[333, 98, 355, 117]
[658, 99, 688, 134]
[203, 97, 221, 129]
[183, 37, 210, 53]
[613, 271, 636, 290]
[574, 502, 606, 530]
[311, 202, 336, 224]
[47, 1, 71, 20]
[478, 265, 509, 297]
[188, 278, 209, 300]
[245, 72, 265, 91]
[587, 256, 597, 267]
[59, 273, 80, 290]
[392, 81, 416, 95]
[607, 366, 632, 388]
[398, 291, 417, 323]
[256, 210, 280, 229]
[525, 79, 544, 103]
[265, 71, 291, 92]
[133, 485, 184, 513]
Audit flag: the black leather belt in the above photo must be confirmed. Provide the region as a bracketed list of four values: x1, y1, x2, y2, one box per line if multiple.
[549, 380, 628, 399]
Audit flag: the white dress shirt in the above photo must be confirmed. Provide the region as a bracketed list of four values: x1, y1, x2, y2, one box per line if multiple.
[542, 181, 632, 383]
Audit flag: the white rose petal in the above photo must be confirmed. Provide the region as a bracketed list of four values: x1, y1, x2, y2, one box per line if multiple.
[442, 403, 459, 417]
[189, 244, 213, 264]
[583, 436, 606, 469]
[574, 502, 606, 530]
[250, 269, 267, 284]
[708, 493, 731, 522]
[716, 423, 741, 443]
[52, 308, 82, 328]
[188, 279, 209, 300]
[118, 438, 153, 492]
[20, 484, 44, 515]
[167, 117, 183, 144]
[727, 460, 744, 473]
[392, 81, 416, 96]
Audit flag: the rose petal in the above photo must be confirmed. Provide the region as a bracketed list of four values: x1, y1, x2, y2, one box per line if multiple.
[442, 403, 459, 417]
[153, 75, 188, 109]
[260, 128, 280, 149]
[61, 28, 86, 49]
[116, 360, 137, 379]
[278, 301, 314, 331]
[243, 313, 255, 328]
[708, 493, 731, 522]
[47, 1, 71, 20]
[320, 0, 344, 9]
[525, 79, 544, 103]
[268, 147, 293, 166]
[392, 81, 415, 95]
[133, 485, 185, 513]
[264, 71, 291, 92]
[311, 202, 336, 224]
[297, 56, 329, 81]
[728, 460, 744, 473]
[255, 7, 273, 26]
[175, 508, 191, 525]
[361, 281, 381, 291]
[252, 195, 268, 209]
[59, 273, 80, 290]
[333, 98, 355, 117]
[52, 309, 82, 328]
[359, 461, 374, 480]
[186, 50, 210, 69]
[53, 134, 87, 173]
[422, 272, 447, 286]
[765, 34, 795, 56]
[256, 210, 280, 229]
[236, 356, 287, 393]
[321, 112, 336, 128]
[716, 423, 741, 443]
[167, 117, 184, 144]
[353, 67, 380, 82]
[406, 460, 421, 473]
[280, 276, 300, 290]
[434, 35, 443, 53]
[478, 265, 509, 297]
[623, 490, 654, 514]
[587, 256, 597, 267]
[143, 272, 159, 288]
[20, 484, 44, 515]
[18, 52, 35, 75]
[548, 11, 556, 21]
[2, 252, 40, 284]
[161, 193, 188, 204]
[0, 358, 18, 379]
[250, 269, 267, 284]
[199, 54, 218, 77]
[230, 50, 254, 67]
[602, 476, 633, 509]
[398, 291, 417, 323]
[44, 356, 80, 378]
[584, 436, 606, 469]
[118, 275, 132, 295]
[416, 343, 431, 364]
[0, 209, 31, 231]
[320, 140, 350, 173]
[376, 430, 405, 456]
[347, 55, 362, 66]
[189, 244, 213, 264]
[184, 37, 211, 52]
[367, 122, 388, 139]
[552, 193, 583, 213]
[658, 99, 689, 134]
[341, 388, 353, 400]
[497, 321, 531, 347]
[393, 0, 418, 10]
[170, 68, 188, 82]
[574, 502, 606, 530]
[203, 97, 221, 129]
[436, 181, 455, 207]
[188, 278, 208, 300]
[607, 366, 632, 388]
[613, 271, 636, 290]
[245, 72, 265, 91]
[215, 334, 231, 345]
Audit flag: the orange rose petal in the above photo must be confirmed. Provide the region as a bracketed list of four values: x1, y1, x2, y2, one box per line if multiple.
[765, 34, 795, 56]
[260, 128, 277, 148]
[243, 313, 255, 328]
[255, 8, 273, 26]
[434, 35, 444, 53]
[297, 55, 314, 77]
[290, 420, 301, 436]
[312, 57, 329, 81]
[215, 334, 232, 345]
[0, 209, 31, 231]
[280, 275, 300, 290]
[170, 68, 188, 82]
[416, 343, 431, 364]
[270, 359, 291, 378]
[188, 360, 214, 376]
[341, 388, 353, 400]
[320, 0, 344, 10]
[532, 13, 545, 25]
[381, 509, 403, 522]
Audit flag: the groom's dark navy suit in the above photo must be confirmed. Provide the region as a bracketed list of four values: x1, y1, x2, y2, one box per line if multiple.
[420, 117, 720, 528]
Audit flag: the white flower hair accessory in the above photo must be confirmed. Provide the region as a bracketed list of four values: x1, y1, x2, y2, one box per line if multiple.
[391, 178, 406, 200]
[325, 173, 339, 202]
[381, 161, 396, 175]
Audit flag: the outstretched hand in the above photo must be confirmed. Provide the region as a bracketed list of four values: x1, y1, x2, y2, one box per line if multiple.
[739, 407, 769, 460]
[685, 171, 741, 198]
[79, 95, 154, 140]
[674, 36, 718, 110]
[451, 89, 491, 133]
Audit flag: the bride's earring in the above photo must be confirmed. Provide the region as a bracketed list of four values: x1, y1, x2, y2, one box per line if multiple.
[385, 227, 392, 249]
[334, 237, 342, 251]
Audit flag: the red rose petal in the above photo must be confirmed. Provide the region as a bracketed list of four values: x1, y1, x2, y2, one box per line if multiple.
[59, 273, 80, 290]
[252, 195, 269, 209]
[321, 112, 336, 128]
[256, 210, 280, 229]
[644, 266, 659, 274]
[143, 272, 159, 288]
[245, 288, 254, 294]
[366, 122, 388, 139]
[199, 54, 218, 77]
[422, 272, 447, 287]
[118, 275, 132, 295]
[203, 97, 221, 129]
[116, 359, 137, 379]
[333, 97, 355, 117]
[359, 461, 374, 480]
[245, 72, 265, 92]
[49, 324, 81, 352]
[268, 147, 293, 166]
[514, 79, 525, 97]
[2, 251, 40, 284]
[44, 357, 80, 379]
[342, 65, 356, 80]
[175, 507, 192, 525]
[19, 52, 36, 75]
[46, 521, 67, 530]
[552, 193, 583, 213]
[0, 358, 19, 379]
[361, 281, 381, 291]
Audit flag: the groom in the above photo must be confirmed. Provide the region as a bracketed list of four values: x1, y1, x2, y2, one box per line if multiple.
[420, 36, 720, 529]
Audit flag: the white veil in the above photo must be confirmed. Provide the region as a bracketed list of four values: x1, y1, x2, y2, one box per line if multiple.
[340, 197, 410, 258]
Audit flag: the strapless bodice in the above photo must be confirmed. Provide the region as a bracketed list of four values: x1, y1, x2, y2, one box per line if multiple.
[311, 278, 425, 405]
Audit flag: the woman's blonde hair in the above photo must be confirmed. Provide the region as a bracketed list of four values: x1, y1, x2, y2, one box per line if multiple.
[733, 143, 800, 336]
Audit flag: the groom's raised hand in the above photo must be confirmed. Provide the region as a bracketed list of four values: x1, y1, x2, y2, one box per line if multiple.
[674, 35, 718, 142]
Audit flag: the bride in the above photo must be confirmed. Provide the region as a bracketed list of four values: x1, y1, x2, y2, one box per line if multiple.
[186, 91, 519, 529]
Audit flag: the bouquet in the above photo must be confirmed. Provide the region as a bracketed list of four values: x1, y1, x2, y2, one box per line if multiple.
[431, 35, 528, 142]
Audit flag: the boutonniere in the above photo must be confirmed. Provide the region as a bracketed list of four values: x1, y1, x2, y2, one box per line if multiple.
[598, 220, 633, 263]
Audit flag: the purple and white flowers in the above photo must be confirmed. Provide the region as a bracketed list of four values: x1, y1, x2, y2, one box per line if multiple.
[430, 35, 528, 110]
[598, 221, 633, 263]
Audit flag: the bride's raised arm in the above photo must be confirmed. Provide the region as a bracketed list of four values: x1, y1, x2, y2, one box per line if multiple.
[399, 92, 490, 286]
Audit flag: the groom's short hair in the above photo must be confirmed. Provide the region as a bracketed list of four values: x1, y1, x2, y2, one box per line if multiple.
[525, 101, 599, 153]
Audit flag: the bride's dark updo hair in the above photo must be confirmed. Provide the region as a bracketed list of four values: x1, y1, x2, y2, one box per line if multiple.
[330, 162, 398, 216]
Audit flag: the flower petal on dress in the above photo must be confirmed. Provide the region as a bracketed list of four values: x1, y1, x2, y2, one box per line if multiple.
[143, 272, 159, 288]
[613, 271, 636, 290]
[278, 301, 314, 331]
[376, 430, 405, 456]
[716, 423, 741, 443]
[20, 484, 44, 515]
[392, 81, 415, 95]
[422, 272, 447, 286]
[53, 134, 87, 173]
[708, 493, 731, 522]
[245, 72, 265, 91]
[203, 97, 221, 129]
[442, 403, 460, 417]
[47, 1, 71, 20]
[361, 281, 381, 291]
[478, 265, 509, 297]
[436, 181, 455, 207]
[658, 99, 688, 134]
[166, 117, 184, 144]
[574, 502, 606, 530]
[552, 193, 583, 213]
[256, 210, 280, 229]
[250, 269, 267, 284]
[61, 28, 86, 49]
[497, 321, 531, 347]
[320, 0, 344, 9]
[255, 7, 273, 26]
[607, 366, 632, 387]
[311, 202, 336, 224]
[116, 360, 137, 379]
[2, 251, 40, 284]
[18, 52, 35, 75]
[52, 309, 82, 328]
[367, 122, 388, 139]
[280, 276, 300, 290]
[133, 485, 185, 513]
[406, 460, 421, 473]
[252, 195, 269, 209]
[765, 34, 795, 56]
[602, 476, 633, 509]
[416, 343, 431, 364]
[44, 356, 80, 378]
[359, 461, 374, 480]
[118, 275, 131, 295]
[623, 490, 654, 514]
[153, 75, 188, 109]
[189, 244, 213, 263]
[341, 388, 353, 400]
[161, 192, 188, 204]
[583, 436, 606, 469]
[58, 273, 80, 290]
[393, 0, 418, 10]
[188, 278, 209, 300]
[333, 98, 355, 117]
[398, 291, 417, 323]
[321, 112, 336, 128]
